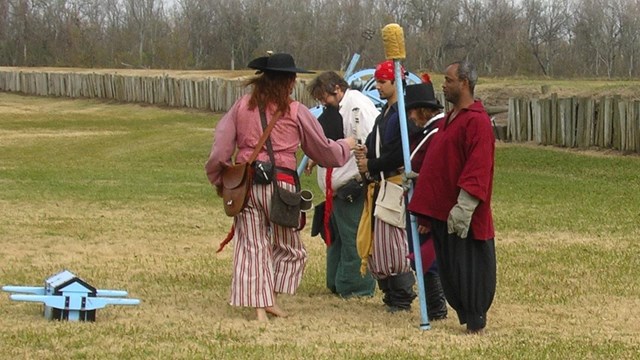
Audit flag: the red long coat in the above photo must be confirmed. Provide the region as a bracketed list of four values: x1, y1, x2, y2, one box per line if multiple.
[408, 100, 495, 240]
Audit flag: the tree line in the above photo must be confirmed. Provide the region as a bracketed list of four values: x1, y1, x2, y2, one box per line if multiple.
[1, 0, 639, 78]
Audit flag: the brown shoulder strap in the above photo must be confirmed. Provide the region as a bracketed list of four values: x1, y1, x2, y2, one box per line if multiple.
[246, 108, 281, 163]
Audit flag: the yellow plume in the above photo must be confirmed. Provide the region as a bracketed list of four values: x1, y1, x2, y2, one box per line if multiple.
[382, 23, 406, 60]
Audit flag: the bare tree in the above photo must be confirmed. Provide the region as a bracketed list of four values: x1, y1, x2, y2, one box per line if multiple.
[101, 0, 124, 66]
[480, 0, 522, 75]
[617, 0, 640, 76]
[2, 0, 640, 78]
[524, 0, 572, 76]
[0, 0, 10, 64]
[214, 0, 261, 70]
[175, 0, 215, 68]
[7, 0, 33, 65]
[404, 0, 446, 71]
[124, 0, 166, 67]
[573, 0, 624, 78]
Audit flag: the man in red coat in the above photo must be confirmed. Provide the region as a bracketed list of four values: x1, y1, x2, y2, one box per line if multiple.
[408, 60, 496, 334]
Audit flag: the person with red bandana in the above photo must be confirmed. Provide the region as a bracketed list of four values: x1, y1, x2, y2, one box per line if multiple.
[355, 60, 417, 312]
[408, 60, 497, 334]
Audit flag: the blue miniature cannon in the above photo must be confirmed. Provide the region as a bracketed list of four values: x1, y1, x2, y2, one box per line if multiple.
[2, 270, 140, 321]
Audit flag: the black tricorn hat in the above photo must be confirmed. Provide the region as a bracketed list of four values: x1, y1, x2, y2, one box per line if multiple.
[247, 53, 314, 74]
[405, 83, 444, 110]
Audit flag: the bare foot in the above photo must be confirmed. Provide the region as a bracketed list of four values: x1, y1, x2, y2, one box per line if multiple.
[256, 308, 269, 322]
[265, 304, 288, 318]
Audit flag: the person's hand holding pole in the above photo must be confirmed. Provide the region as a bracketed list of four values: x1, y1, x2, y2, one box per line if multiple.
[354, 144, 368, 174]
[344, 136, 357, 150]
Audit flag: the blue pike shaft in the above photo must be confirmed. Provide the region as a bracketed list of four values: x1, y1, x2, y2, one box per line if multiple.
[393, 61, 430, 330]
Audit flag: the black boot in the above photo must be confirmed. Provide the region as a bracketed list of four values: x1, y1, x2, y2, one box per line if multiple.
[377, 278, 391, 307]
[425, 271, 447, 321]
[385, 272, 417, 312]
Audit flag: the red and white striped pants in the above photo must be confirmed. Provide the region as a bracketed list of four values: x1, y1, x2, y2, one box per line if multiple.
[368, 217, 412, 279]
[229, 181, 306, 308]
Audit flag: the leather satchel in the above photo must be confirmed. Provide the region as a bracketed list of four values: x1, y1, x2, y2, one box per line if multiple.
[221, 162, 254, 216]
[269, 185, 302, 228]
[336, 178, 364, 203]
[259, 108, 302, 228]
[219, 108, 280, 217]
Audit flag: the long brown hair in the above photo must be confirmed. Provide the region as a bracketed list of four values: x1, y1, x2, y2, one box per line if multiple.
[246, 71, 296, 116]
[412, 107, 441, 127]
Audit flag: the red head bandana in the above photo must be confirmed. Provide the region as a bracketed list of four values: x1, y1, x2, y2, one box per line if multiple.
[374, 60, 406, 81]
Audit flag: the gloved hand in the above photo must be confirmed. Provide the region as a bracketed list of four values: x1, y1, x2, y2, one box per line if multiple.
[402, 171, 418, 191]
[447, 189, 480, 238]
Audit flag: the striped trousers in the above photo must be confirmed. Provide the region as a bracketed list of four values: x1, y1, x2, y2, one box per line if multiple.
[229, 181, 306, 308]
[368, 217, 412, 279]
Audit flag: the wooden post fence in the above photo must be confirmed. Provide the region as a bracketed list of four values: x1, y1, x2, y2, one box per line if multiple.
[507, 95, 640, 153]
[2, 69, 639, 153]
[0, 69, 317, 112]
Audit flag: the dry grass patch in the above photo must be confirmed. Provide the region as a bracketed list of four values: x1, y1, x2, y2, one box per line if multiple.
[497, 141, 640, 159]
[0, 129, 127, 145]
[3, 195, 637, 357]
[1, 93, 639, 359]
[493, 298, 640, 346]
[497, 231, 625, 249]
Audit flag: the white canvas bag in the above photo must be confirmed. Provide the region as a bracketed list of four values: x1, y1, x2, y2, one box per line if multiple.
[374, 178, 406, 227]
[373, 126, 406, 227]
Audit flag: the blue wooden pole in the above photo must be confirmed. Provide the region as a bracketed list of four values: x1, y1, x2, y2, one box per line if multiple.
[393, 61, 430, 330]
[297, 156, 309, 176]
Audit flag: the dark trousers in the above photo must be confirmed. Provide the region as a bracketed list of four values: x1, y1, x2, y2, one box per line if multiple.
[407, 228, 448, 320]
[326, 196, 376, 297]
[430, 219, 496, 331]
[377, 272, 417, 310]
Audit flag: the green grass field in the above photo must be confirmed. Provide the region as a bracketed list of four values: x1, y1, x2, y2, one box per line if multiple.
[0, 92, 638, 359]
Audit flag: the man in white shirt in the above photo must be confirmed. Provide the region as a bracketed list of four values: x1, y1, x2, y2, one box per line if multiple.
[307, 71, 379, 297]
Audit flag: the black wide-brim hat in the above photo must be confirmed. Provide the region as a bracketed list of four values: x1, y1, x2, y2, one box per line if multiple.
[405, 83, 444, 110]
[247, 53, 315, 74]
